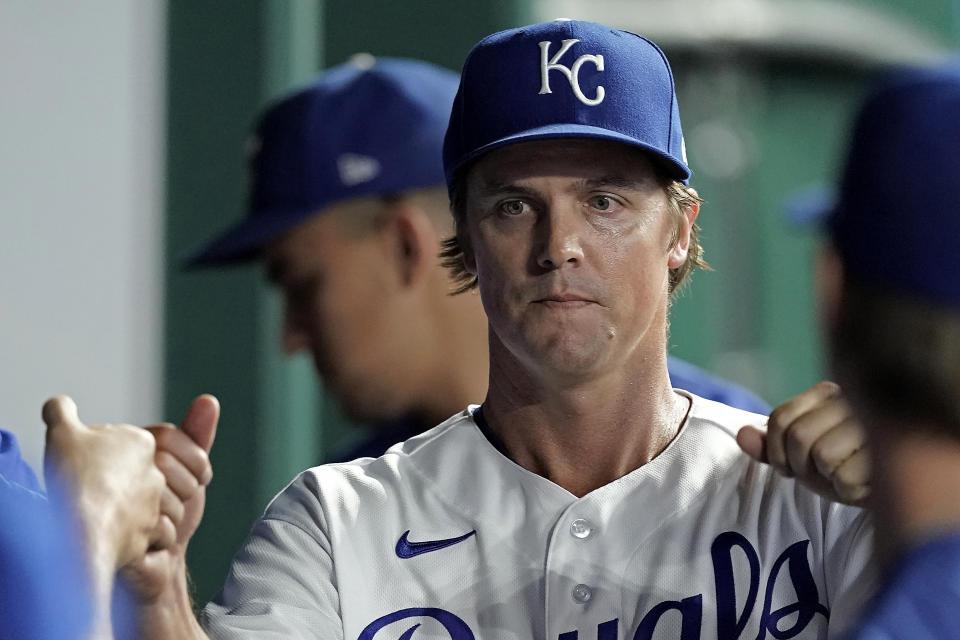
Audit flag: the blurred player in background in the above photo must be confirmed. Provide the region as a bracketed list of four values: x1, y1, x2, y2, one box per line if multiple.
[186, 55, 770, 463]
[813, 61, 960, 638]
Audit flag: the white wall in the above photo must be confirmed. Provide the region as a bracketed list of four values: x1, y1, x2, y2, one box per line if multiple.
[0, 1, 166, 476]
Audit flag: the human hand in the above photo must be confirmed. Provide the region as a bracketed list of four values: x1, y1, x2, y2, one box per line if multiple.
[42, 396, 172, 571]
[122, 394, 219, 603]
[737, 381, 870, 506]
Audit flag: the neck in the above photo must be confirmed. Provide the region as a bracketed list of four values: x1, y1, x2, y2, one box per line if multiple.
[418, 290, 490, 425]
[870, 429, 960, 571]
[483, 336, 687, 497]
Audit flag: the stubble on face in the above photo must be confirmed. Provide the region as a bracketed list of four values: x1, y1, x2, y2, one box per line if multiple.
[464, 139, 677, 385]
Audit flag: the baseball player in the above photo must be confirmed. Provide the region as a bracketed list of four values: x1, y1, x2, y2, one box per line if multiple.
[811, 62, 960, 638]
[129, 21, 874, 640]
[184, 56, 769, 465]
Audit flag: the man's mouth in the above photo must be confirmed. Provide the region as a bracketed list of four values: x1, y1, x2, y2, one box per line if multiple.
[535, 293, 595, 307]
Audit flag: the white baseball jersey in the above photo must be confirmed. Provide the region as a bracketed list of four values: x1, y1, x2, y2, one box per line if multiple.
[201, 393, 874, 639]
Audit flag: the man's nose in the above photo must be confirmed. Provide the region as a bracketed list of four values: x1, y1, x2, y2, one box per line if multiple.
[536, 206, 585, 270]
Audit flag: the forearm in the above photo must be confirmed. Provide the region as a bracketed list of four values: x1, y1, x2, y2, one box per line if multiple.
[136, 559, 210, 640]
[86, 544, 118, 640]
[75, 499, 126, 640]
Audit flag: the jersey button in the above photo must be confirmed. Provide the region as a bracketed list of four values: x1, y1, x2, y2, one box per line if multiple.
[570, 518, 593, 539]
[572, 583, 593, 604]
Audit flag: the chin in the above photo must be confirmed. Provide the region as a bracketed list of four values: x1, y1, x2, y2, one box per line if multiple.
[529, 342, 613, 380]
[532, 327, 612, 363]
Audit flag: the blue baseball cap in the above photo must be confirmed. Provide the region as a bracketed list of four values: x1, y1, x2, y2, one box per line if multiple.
[828, 60, 960, 307]
[443, 19, 689, 188]
[186, 56, 459, 267]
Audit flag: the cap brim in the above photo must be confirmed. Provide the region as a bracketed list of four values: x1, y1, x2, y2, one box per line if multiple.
[451, 123, 691, 183]
[183, 208, 318, 268]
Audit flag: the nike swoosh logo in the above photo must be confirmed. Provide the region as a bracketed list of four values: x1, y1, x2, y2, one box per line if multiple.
[395, 529, 477, 559]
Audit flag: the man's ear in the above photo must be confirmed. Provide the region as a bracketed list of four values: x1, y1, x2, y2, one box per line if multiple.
[667, 194, 700, 269]
[382, 201, 439, 289]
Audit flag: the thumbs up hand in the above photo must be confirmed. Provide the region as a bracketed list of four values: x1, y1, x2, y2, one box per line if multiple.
[121, 394, 220, 604]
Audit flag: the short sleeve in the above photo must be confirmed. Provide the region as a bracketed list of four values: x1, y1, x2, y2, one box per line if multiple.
[200, 473, 343, 640]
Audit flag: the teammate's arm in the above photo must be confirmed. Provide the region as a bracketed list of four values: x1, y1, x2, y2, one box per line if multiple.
[42, 396, 175, 640]
[738, 381, 870, 505]
[123, 395, 219, 640]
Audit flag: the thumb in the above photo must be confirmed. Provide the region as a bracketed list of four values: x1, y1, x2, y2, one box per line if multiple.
[179, 394, 220, 453]
[736, 425, 769, 463]
[42, 395, 82, 431]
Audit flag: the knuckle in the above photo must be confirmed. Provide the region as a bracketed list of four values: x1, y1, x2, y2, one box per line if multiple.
[154, 450, 179, 475]
[815, 380, 841, 395]
[810, 440, 840, 473]
[833, 458, 867, 487]
[149, 466, 166, 489]
[842, 418, 867, 444]
[196, 451, 213, 480]
[165, 500, 185, 524]
[835, 478, 870, 505]
[786, 424, 815, 452]
[767, 407, 786, 431]
[132, 426, 158, 450]
[156, 516, 177, 549]
[150, 425, 174, 446]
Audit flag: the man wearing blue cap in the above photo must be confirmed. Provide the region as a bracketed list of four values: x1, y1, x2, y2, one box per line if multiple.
[185, 54, 770, 462]
[186, 57, 491, 450]
[134, 24, 874, 640]
[810, 62, 960, 639]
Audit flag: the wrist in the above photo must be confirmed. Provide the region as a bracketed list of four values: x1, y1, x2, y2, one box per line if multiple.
[136, 560, 206, 640]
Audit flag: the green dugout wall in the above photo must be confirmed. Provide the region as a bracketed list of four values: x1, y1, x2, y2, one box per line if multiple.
[165, 0, 530, 605]
[166, 0, 957, 605]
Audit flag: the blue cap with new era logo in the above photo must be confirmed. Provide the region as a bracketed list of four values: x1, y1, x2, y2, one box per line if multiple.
[828, 60, 960, 307]
[186, 56, 459, 267]
[443, 19, 689, 187]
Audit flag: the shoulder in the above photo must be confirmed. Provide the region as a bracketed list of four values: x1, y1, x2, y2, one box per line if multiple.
[264, 409, 485, 523]
[682, 391, 767, 443]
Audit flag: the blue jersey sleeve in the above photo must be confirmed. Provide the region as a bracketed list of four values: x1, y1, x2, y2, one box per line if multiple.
[0, 430, 41, 493]
[667, 356, 771, 414]
[0, 473, 92, 640]
[846, 534, 960, 640]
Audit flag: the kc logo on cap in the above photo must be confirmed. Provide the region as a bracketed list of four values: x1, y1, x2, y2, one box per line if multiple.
[539, 39, 605, 106]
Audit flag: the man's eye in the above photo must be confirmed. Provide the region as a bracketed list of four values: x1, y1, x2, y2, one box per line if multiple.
[588, 195, 615, 211]
[499, 200, 528, 216]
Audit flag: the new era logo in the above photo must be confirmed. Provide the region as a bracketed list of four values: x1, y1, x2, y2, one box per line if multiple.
[337, 153, 380, 186]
